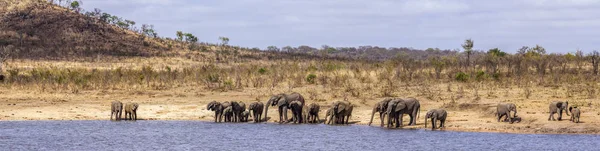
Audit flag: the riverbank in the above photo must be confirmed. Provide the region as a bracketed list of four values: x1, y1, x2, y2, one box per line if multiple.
[1, 85, 598, 135]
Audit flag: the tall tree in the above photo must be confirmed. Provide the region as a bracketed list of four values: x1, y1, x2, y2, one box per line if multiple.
[590, 50, 600, 75]
[219, 37, 229, 46]
[461, 39, 474, 68]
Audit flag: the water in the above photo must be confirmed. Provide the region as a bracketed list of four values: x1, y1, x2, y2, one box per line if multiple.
[0, 121, 598, 151]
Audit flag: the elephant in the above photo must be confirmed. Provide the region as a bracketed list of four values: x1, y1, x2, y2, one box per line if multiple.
[223, 106, 234, 122]
[496, 103, 517, 124]
[124, 102, 139, 121]
[302, 107, 309, 124]
[368, 98, 392, 127]
[207, 101, 225, 122]
[325, 108, 334, 124]
[111, 101, 123, 121]
[241, 110, 250, 122]
[232, 101, 246, 122]
[328, 101, 353, 125]
[288, 101, 303, 124]
[424, 109, 447, 130]
[386, 98, 420, 128]
[569, 107, 580, 123]
[248, 102, 264, 123]
[548, 101, 569, 121]
[307, 103, 321, 123]
[264, 92, 305, 123]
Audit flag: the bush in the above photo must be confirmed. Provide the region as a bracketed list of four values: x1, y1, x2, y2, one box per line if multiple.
[475, 70, 487, 81]
[306, 73, 317, 84]
[455, 72, 469, 82]
[258, 68, 267, 74]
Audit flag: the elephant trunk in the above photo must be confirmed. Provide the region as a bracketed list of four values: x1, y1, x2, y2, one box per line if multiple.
[424, 118, 427, 128]
[263, 100, 272, 122]
[368, 109, 376, 126]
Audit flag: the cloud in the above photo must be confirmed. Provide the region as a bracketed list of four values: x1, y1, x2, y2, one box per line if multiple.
[79, 0, 600, 53]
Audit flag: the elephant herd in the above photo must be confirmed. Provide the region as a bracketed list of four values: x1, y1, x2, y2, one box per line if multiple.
[108, 92, 584, 130]
[496, 101, 582, 124]
[110, 101, 139, 121]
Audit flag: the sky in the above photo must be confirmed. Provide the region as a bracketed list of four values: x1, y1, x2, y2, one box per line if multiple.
[80, 0, 600, 53]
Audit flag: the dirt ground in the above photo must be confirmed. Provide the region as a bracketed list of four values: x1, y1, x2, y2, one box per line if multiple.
[1, 82, 598, 135]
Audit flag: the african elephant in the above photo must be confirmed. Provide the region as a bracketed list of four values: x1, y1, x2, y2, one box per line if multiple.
[207, 101, 225, 122]
[302, 107, 309, 124]
[124, 102, 139, 121]
[241, 110, 250, 122]
[386, 98, 420, 128]
[288, 101, 303, 124]
[264, 92, 305, 123]
[496, 103, 517, 123]
[328, 101, 353, 125]
[325, 108, 334, 124]
[424, 109, 447, 130]
[248, 102, 264, 123]
[548, 101, 569, 121]
[223, 106, 234, 122]
[368, 98, 392, 127]
[111, 101, 123, 121]
[307, 103, 320, 123]
[569, 107, 580, 123]
[232, 101, 246, 122]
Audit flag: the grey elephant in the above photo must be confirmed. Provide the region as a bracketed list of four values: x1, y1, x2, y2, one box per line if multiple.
[232, 101, 246, 122]
[328, 101, 353, 125]
[307, 103, 320, 123]
[569, 106, 580, 123]
[302, 107, 309, 124]
[223, 106, 234, 122]
[424, 109, 447, 130]
[325, 108, 334, 124]
[124, 102, 139, 121]
[111, 101, 123, 121]
[386, 98, 420, 128]
[248, 102, 264, 123]
[288, 100, 303, 124]
[548, 101, 569, 121]
[496, 103, 517, 123]
[264, 92, 305, 123]
[368, 98, 392, 127]
[241, 110, 250, 122]
[207, 101, 225, 122]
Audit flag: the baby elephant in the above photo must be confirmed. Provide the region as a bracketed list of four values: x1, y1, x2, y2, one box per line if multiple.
[111, 101, 123, 121]
[125, 102, 139, 121]
[425, 109, 447, 130]
[307, 103, 320, 123]
[223, 106, 234, 122]
[569, 107, 581, 123]
[241, 110, 250, 122]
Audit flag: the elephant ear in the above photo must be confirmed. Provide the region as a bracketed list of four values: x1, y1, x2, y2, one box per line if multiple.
[395, 103, 406, 112]
[277, 97, 287, 106]
[336, 103, 347, 113]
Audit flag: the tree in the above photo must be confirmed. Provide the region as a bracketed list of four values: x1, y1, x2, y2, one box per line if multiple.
[70, 1, 81, 13]
[219, 37, 229, 46]
[176, 31, 184, 41]
[141, 24, 158, 38]
[590, 50, 599, 75]
[267, 46, 279, 52]
[184, 33, 198, 43]
[461, 39, 474, 68]
[486, 48, 506, 74]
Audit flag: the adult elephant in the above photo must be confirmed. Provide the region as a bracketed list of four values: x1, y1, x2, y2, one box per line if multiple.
[124, 102, 139, 121]
[111, 101, 123, 121]
[328, 101, 353, 125]
[368, 98, 392, 127]
[248, 102, 264, 123]
[207, 101, 225, 122]
[232, 101, 246, 122]
[548, 101, 569, 121]
[425, 109, 447, 130]
[386, 98, 420, 128]
[307, 103, 321, 123]
[496, 103, 517, 123]
[263, 92, 305, 123]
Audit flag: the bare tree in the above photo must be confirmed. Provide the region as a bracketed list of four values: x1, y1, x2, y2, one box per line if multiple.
[590, 50, 599, 75]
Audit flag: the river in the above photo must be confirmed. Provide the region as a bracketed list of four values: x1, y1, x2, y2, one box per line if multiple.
[0, 121, 598, 150]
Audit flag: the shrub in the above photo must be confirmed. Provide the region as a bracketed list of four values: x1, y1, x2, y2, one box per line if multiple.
[475, 70, 487, 81]
[455, 72, 469, 82]
[306, 73, 317, 84]
[258, 68, 267, 74]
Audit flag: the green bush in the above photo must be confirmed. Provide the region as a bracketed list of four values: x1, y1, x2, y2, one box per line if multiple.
[258, 68, 267, 74]
[306, 74, 317, 84]
[455, 72, 469, 82]
[475, 70, 487, 81]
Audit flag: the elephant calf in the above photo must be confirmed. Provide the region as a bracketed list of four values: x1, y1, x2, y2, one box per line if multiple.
[248, 102, 264, 123]
[124, 102, 139, 121]
[223, 106, 234, 122]
[241, 110, 250, 122]
[111, 101, 123, 121]
[569, 107, 580, 123]
[425, 109, 447, 130]
[307, 103, 320, 123]
[549, 101, 569, 121]
[289, 101, 303, 124]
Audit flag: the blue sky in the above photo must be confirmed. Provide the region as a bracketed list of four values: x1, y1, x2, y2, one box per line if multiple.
[80, 0, 600, 53]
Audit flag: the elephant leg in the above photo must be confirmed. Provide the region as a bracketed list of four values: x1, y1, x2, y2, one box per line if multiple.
[283, 107, 288, 123]
[278, 108, 283, 123]
[548, 113, 552, 121]
[557, 109, 562, 121]
[408, 114, 414, 126]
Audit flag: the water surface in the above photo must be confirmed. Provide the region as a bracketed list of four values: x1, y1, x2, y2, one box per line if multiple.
[0, 121, 598, 150]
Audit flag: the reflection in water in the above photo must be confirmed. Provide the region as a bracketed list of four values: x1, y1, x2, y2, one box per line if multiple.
[0, 121, 598, 150]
